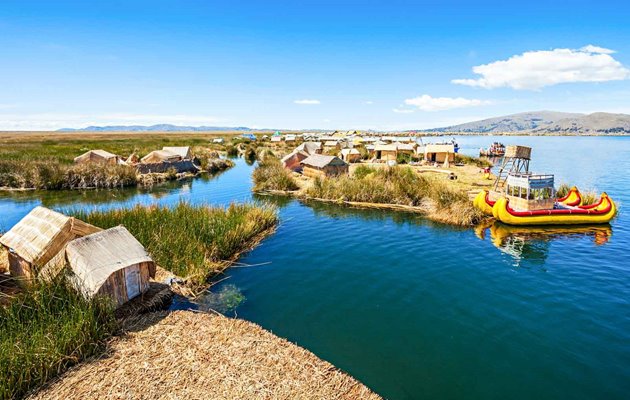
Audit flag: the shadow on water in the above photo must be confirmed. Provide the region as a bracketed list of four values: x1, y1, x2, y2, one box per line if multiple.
[475, 221, 612, 267]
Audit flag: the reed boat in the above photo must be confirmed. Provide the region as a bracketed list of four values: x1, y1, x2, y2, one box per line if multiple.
[492, 193, 616, 225]
[475, 187, 588, 216]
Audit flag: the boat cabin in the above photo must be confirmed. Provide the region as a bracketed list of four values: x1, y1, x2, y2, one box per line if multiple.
[505, 173, 555, 211]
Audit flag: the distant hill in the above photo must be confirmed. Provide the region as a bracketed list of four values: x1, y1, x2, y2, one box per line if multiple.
[428, 111, 630, 134]
[58, 124, 255, 132]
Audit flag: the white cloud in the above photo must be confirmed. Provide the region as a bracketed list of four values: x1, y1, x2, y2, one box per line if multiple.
[452, 45, 630, 90]
[294, 99, 321, 105]
[402, 95, 491, 112]
[392, 107, 415, 114]
[0, 112, 222, 130]
[580, 45, 616, 54]
[364, 101, 374, 105]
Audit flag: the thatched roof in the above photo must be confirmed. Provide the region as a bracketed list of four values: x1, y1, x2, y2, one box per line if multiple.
[162, 146, 192, 159]
[324, 140, 339, 146]
[281, 150, 309, 164]
[425, 144, 455, 153]
[73, 149, 118, 164]
[340, 148, 360, 155]
[300, 154, 347, 168]
[374, 144, 397, 152]
[295, 142, 322, 155]
[66, 226, 155, 298]
[396, 143, 416, 151]
[0, 207, 100, 266]
[141, 150, 182, 163]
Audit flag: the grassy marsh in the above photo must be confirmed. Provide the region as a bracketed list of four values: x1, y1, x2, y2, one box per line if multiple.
[0, 278, 116, 400]
[252, 157, 300, 192]
[71, 202, 278, 287]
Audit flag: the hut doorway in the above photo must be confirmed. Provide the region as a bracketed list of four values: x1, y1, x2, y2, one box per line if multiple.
[125, 265, 141, 299]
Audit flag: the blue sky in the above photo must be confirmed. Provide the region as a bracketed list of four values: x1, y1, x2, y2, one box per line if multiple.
[1, 0, 630, 130]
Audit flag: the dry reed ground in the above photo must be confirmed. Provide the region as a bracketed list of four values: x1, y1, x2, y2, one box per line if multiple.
[29, 310, 381, 400]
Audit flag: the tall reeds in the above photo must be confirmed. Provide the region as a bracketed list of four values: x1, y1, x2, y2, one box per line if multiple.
[0, 160, 137, 190]
[252, 157, 299, 192]
[306, 166, 485, 226]
[71, 202, 278, 286]
[0, 277, 116, 399]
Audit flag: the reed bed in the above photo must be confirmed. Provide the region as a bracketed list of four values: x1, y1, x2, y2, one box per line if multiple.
[0, 160, 138, 190]
[71, 203, 278, 287]
[252, 157, 300, 192]
[306, 166, 485, 226]
[29, 310, 381, 400]
[0, 278, 116, 400]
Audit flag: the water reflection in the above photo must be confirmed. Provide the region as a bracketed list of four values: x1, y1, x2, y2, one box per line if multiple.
[476, 221, 612, 265]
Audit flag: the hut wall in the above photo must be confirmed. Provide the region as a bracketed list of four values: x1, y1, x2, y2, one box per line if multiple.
[95, 261, 154, 306]
[135, 160, 198, 174]
[344, 153, 361, 163]
[426, 152, 454, 163]
[302, 165, 325, 179]
[324, 164, 349, 176]
[8, 253, 35, 285]
[378, 150, 397, 161]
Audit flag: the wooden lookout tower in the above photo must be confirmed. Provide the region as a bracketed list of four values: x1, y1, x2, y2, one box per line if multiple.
[493, 145, 532, 192]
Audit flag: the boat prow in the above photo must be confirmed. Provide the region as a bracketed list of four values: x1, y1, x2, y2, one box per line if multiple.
[473, 190, 495, 215]
[557, 186, 582, 206]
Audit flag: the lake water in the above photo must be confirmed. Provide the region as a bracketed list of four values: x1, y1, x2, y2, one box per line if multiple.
[1, 136, 629, 399]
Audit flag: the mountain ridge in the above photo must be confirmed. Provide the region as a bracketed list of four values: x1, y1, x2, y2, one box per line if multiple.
[427, 111, 630, 134]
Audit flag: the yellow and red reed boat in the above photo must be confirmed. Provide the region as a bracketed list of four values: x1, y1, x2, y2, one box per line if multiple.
[475, 186, 585, 216]
[491, 193, 616, 226]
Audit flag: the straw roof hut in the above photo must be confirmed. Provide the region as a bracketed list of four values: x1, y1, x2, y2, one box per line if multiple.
[295, 141, 322, 155]
[281, 150, 309, 171]
[424, 144, 455, 163]
[162, 146, 192, 160]
[374, 144, 398, 161]
[340, 148, 361, 163]
[66, 226, 156, 307]
[300, 154, 348, 178]
[140, 150, 182, 164]
[0, 207, 101, 284]
[74, 149, 120, 165]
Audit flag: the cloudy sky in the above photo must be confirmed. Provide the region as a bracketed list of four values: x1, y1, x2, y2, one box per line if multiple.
[1, 0, 629, 131]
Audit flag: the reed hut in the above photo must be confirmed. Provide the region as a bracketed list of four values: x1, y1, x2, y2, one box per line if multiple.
[0, 207, 101, 284]
[295, 142, 322, 155]
[300, 154, 348, 178]
[162, 146, 192, 160]
[424, 144, 455, 163]
[281, 150, 309, 171]
[323, 140, 340, 153]
[340, 148, 361, 163]
[374, 144, 398, 161]
[66, 226, 156, 307]
[396, 143, 416, 155]
[140, 150, 182, 164]
[73, 149, 120, 165]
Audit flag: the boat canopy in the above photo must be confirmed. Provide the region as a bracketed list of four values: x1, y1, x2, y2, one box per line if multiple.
[506, 173, 555, 200]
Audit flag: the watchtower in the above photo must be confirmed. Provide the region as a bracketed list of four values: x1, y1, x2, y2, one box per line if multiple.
[493, 145, 531, 192]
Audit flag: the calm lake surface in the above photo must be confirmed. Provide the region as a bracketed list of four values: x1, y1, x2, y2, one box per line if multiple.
[1, 136, 629, 399]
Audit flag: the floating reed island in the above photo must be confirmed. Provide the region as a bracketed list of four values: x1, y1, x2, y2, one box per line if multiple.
[0, 201, 284, 398]
[252, 140, 492, 226]
[0, 133, 236, 190]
